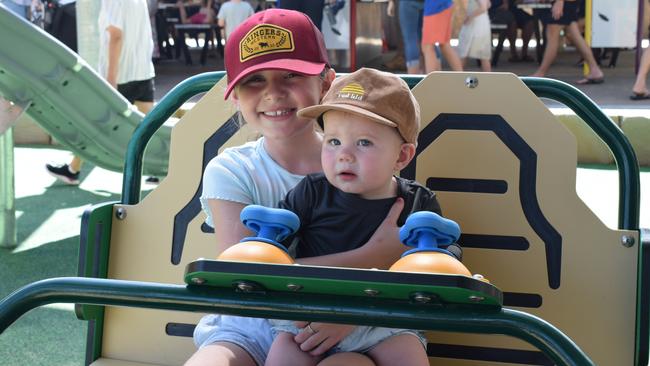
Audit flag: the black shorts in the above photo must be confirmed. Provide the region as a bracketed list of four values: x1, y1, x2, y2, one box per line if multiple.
[536, 1, 578, 26]
[117, 78, 155, 103]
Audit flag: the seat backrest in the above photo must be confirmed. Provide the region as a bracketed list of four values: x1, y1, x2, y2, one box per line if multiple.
[85, 73, 641, 365]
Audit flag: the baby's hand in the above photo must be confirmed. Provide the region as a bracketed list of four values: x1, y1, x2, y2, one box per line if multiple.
[293, 321, 356, 356]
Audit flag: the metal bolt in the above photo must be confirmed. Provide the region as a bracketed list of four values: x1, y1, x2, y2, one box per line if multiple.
[191, 277, 206, 285]
[465, 76, 479, 89]
[364, 289, 380, 297]
[621, 235, 635, 248]
[115, 207, 127, 220]
[469, 295, 485, 303]
[411, 292, 432, 303]
[237, 282, 255, 292]
[287, 283, 303, 291]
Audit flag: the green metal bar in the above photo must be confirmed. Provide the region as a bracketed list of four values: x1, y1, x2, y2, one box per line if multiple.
[0, 277, 593, 366]
[121, 71, 226, 205]
[521, 77, 641, 231]
[0, 127, 16, 248]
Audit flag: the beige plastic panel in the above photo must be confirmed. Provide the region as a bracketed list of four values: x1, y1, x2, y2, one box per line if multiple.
[95, 73, 639, 365]
[412, 72, 638, 365]
[100, 77, 256, 365]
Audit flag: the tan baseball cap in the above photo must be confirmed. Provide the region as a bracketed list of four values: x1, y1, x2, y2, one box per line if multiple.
[298, 68, 420, 144]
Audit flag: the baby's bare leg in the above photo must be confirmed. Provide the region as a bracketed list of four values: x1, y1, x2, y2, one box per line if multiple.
[317, 352, 375, 366]
[265, 332, 322, 366]
[366, 334, 429, 366]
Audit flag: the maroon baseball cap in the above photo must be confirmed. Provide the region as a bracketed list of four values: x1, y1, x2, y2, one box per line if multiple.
[223, 8, 330, 99]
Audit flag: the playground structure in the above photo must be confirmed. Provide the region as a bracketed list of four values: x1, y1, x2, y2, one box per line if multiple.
[0, 69, 648, 365]
[0, 2, 649, 365]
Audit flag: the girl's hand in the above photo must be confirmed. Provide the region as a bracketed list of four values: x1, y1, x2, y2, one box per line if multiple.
[551, 0, 564, 20]
[362, 197, 406, 268]
[293, 322, 356, 356]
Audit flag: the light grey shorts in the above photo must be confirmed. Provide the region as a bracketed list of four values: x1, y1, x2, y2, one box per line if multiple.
[193, 315, 274, 366]
[269, 319, 427, 354]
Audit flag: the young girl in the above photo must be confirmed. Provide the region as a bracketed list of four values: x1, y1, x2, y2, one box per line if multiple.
[185, 9, 408, 366]
[457, 0, 492, 71]
[422, 0, 463, 72]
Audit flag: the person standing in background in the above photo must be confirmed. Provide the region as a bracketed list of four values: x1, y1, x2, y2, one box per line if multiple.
[217, 0, 254, 41]
[457, 0, 491, 71]
[387, 0, 425, 74]
[277, 0, 328, 30]
[46, 0, 156, 184]
[421, 0, 463, 72]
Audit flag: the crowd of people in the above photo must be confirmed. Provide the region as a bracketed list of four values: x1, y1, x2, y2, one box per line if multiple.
[1, 0, 647, 189]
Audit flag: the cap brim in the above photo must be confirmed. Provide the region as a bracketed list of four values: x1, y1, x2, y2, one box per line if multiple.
[298, 103, 398, 129]
[224, 59, 326, 99]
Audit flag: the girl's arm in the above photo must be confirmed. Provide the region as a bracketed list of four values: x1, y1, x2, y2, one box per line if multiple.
[207, 199, 253, 255]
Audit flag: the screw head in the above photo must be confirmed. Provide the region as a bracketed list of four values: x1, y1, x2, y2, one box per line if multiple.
[287, 283, 303, 291]
[465, 76, 479, 88]
[191, 277, 206, 285]
[115, 207, 127, 220]
[621, 235, 635, 248]
[237, 282, 255, 292]
[364, 289, 380, 297]
[469, 295, 485, 303]
[411, 292, 432, 303]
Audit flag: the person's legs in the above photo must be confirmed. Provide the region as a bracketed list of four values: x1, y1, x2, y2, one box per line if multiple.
[632, 47, 650, 96]
[422, 43, 440, 72]
[520, 20, 534, 60]
[531, 24, 562, 77]
[398, 0, 424, 74]
[184, 342, 257, 366]
[439, 43, 463, 71]
[366, 334, 429, 366]
[480, 58, 492, 72]
[564, 22, 604, 82]
[266, 332, 321, 366]
[317, 352, 375, 366]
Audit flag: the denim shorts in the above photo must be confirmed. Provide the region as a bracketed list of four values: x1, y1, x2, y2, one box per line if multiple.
[194, 315, 274, 366]
[269, 319, 427, 354]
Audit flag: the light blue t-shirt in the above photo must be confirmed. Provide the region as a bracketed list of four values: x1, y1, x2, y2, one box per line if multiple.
[200, 137, 305, 228]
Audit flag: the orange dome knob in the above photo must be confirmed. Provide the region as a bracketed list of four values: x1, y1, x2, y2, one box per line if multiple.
[218, 241, 294, 264]
[389, 251, 471, 275]
[216, 205, 299, 264]
[390, 211, 470, 275]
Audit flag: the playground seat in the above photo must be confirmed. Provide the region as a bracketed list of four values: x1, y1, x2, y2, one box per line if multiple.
[52, 73, 650, 365]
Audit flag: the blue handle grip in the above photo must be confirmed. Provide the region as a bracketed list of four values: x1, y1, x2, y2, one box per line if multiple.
[240, 205, 300, 243]
[399, 211, 461, 251]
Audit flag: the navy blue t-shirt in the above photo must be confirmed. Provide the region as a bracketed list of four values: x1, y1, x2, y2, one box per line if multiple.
[279, 173, 447, 259]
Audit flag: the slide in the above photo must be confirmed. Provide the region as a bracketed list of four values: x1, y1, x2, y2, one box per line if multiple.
[0, 4, 170, 176]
